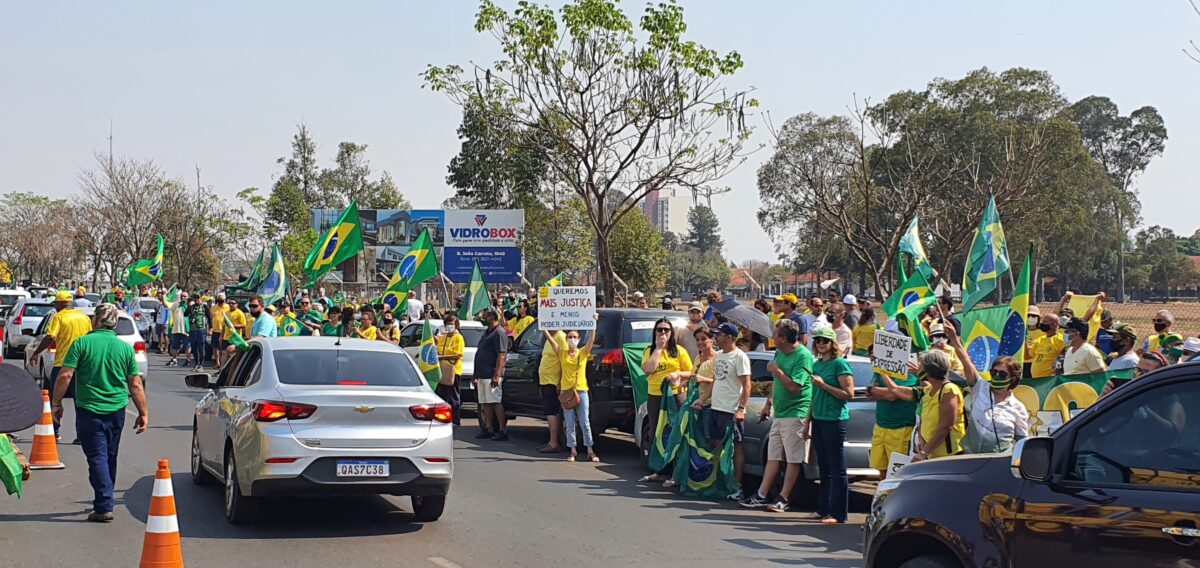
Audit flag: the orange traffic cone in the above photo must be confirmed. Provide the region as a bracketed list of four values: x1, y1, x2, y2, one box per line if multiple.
[28, 390, 64, 470]
[140, 459, 184, 568]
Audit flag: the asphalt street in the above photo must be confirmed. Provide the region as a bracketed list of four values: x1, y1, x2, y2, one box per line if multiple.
[1, 351, 868, 568]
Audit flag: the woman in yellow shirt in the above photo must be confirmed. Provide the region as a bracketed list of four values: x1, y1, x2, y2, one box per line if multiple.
[852, 308, 877, 356]
[638, 318, 693, 483]
[546, 314, 600, 463]
[507, 300, 536, 340]
[880, 349, 966, 460]
[354, 311, 379, 341]
[435, 314, 466, 426]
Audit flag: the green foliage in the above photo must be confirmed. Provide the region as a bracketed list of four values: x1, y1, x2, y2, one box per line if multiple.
[521, 196, 594, 285]
[318, 142, 411, 210]
[665, 231, 728, 293]
[265, 179, 310, 239]
[609, 210, 668, 294]
[1130, 226, 1197, 293]
[684, 206, 723, 254]
[445, 99, 551, 210]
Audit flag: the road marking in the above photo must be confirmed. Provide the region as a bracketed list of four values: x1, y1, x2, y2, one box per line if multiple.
[428, 557, 464, 568]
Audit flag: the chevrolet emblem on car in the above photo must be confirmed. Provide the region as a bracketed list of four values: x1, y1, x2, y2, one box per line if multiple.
[353, 406, 375, 413]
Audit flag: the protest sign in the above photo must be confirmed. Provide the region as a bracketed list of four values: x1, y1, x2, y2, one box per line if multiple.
[873, 330, 911, 379]
[537, 286, 597, 331]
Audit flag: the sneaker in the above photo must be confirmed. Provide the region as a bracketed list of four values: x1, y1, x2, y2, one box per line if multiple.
[492, 431, 510, 441]
[165, 359, 176, 367]
[474, 430, 494, 439]
[767, 500, 790, 513]
[87, 511, 114, 523]
[727, 485, 744, 501]
[739, 493, 770, 508]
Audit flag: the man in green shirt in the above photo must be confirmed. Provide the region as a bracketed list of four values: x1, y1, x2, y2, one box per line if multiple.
[741, 319, 814, 513]
[51, 304, 149, 523]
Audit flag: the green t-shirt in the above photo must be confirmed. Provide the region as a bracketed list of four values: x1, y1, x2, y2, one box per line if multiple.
[321, 322, 340, 337]
[62, 329, 139, 415]
[772, 346, 814, 419]
[810, 357, 853, 421]
[872, 374, 919, 428]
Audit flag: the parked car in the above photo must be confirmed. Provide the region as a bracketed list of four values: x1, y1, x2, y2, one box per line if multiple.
[128, 297, 162, 339]
[399, 319, 485, 403]
[23, 307, 149, 386]
[4, 298, 55, 357]
[631, 352, 880, 481]
[0, 288, 31, 312]
[187, 337, 454, 524]
[864, 361, 1200, 568]
[499, 308, 688, 437]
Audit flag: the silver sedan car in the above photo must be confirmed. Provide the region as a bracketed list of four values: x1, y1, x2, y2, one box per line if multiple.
[187, 336, 454, 524]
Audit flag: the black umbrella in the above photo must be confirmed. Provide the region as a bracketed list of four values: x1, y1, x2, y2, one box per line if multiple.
[712, 299, 774, 339]
[0, 366, 43, 434]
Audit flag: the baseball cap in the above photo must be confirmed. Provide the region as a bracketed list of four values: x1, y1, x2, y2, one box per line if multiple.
[1111, 322, 1137, 341]
[688, 301, 703, 312]
[813, 327, 837, 341]
[54, 290, 74, 303]
[775, 293, 799, 306]
[1064, 317, 1089, 337]
[712, 322, 739, 337]
[842, 294, 857, 305]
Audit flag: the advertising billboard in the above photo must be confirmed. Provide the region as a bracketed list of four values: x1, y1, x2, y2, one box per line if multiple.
[443, 209, 525, 283]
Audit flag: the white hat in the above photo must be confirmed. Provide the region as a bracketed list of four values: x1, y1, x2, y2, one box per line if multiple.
[1183, 337, 1200, 354]
[842, 294, 857, 305]
[632, 291, 645, 299]
[928, 322, 946, 337]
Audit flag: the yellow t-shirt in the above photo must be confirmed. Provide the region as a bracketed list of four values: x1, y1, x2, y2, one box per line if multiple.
[643, 347, 693, 397]
[437, 332, 466, 376]
[508, 316, 535, 340]
[223, 309, 247, 341]
[380, 325, 401, 343]
[358, 325, 378, 341]
[1026, 327, 1046, 350]
[46, 308, 93, 368]
[560, 347, 590, 392]
[210, 304, 230, 334]
[1028, 332, 1066, 378]
[934, 343, 965, 375]
[852, 325, 876, 353]
[919, 382, 966, 459]
[539, 331, 567, 385]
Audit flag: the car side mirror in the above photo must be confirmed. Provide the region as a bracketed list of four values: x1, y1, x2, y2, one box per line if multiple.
[1011, 437, 1054, 482]
[184, 373, 216, 389]
[21, 329, 35, 337]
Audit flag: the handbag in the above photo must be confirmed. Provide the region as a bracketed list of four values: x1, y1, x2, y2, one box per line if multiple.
[559, 389, 580, 410]
[438, 361, 456, 386]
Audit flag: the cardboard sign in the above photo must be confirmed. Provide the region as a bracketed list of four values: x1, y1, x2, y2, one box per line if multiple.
[888, 452, 912, 477]
[873, 330, 912, 379]
[537, 286, 597, 331]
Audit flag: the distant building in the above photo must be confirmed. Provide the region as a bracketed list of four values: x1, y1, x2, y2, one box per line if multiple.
[643, 188, 692, 235]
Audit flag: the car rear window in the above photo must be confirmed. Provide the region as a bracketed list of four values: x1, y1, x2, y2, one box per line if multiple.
[22, 304, 54, 317]
[625, 317, 686, 345]
[140, 300, 160, 310]
[116, 318, 136, 336]
[272, 350, 424, 387]
[0, 294, 25, 306]
[459, 328, 484, 347]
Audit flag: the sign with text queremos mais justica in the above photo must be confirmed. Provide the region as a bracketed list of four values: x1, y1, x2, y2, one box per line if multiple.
[537, 286, 597, 331]
[444, 209, 525, 283]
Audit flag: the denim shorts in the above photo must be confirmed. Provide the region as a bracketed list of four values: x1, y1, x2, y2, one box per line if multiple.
[170, 333, 188, 351]
[704, 409, 744, 443]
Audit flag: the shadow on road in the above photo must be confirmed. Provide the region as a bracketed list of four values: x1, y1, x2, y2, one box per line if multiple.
[121, 474, 426, 539]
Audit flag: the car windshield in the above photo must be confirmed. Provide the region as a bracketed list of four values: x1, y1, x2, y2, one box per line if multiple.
[272, 349, 424, 387]
[140, 300, 160, 310]
[458, 328, 484, 347]
[22, 304, 54, 318]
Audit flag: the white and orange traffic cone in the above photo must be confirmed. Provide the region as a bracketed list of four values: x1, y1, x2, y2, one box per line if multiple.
[28, 390, 64, 470]
[140, 459, 184, 568]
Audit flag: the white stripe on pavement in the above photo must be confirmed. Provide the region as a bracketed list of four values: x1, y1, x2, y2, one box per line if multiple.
[428, 557, 464, 568]
[146, 514, 179, 534]
[152, 478, 174, 497]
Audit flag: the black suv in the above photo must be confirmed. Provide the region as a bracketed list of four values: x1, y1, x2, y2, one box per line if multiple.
[496, 308, 686, 437]
[864, 362, 1200, 568]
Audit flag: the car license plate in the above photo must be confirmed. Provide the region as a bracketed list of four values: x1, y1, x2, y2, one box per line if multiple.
[336, 460, 389, 477]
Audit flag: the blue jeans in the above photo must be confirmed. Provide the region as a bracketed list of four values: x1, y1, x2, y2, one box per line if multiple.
[563, 391, 594, 449]
[76, 407, 126, 514]
[812, 419, 849, 522]
[189, 329, 208, 363]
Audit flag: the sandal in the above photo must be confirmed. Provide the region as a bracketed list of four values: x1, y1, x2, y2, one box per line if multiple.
[820, 517, 844, 525]
[538, 445, 563, 453]
[801, 513, 823, 521]
[662, 479, 679, 489]
[567, 454, 576, 462]
[589, 453, 600, 463]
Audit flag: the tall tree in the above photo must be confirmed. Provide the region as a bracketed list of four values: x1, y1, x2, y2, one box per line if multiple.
[424, 0, 755, 301]
[521, 195, 593, 285]
[277, 123, 323, 207]
[319, 142, 411, 209]
[684, 206, 724, 254]
[1070, 96, 1168, 302]
[609, 208, 669, 297]
[445, 99, 551, 210]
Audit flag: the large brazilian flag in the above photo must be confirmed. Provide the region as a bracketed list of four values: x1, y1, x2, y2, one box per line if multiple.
[672, 388, 737, 499]
[648, 381, 688, 472]
[304, 201, 364, 287]
[882, 270, 933, 320]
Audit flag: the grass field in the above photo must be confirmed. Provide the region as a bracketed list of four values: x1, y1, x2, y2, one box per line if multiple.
[1034, 301, 1200, 341]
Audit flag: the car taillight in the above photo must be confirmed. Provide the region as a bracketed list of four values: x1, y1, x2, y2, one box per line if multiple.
[252, 400, 317, 422]
[47, 339, 56, 354]
[410, 403, 453, 424]
[12, 307, 23, 326]
[134, 341, 147, 354]
[599, 349, 625, 366]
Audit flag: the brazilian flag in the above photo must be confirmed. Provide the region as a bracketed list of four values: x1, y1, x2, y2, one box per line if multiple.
[224, 314, 250, 351]
[898, 217, 935, 283]
[544, 272, 564, 288]
[125, 234, 165, 287]
[305, 201, 364, 287]
[622, 343, 652, 409]
[456, 261, 492, 320]
[962, 195, 1010, 312]
[1008, 244, 1034, 365]
[380, 228, 439, 313]
[418, 319, 442, 388]
[648, 381, 688, 472]
[280, 315, 303, 337]
[959, 305, 1024, 380]
[257, 245, 287, 307]
[896, 295, 938, 351]
[882, 270, 932, 320]
[672, 389, 736, 499]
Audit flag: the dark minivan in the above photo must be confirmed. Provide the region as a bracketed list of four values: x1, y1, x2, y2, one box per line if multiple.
[864, 362, 1200, 568]
[497, 308, 686, 436]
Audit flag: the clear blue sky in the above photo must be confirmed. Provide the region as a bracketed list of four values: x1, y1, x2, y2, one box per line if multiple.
[2, 1, 1196, 264]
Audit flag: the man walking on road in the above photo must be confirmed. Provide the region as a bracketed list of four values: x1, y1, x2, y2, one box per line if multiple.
[474, 308, 510, 441]
[31, 290, 93, 437]
[210, 293, 230, 368]
[167, 292, 190, 367]
[50, 303, 148, 523]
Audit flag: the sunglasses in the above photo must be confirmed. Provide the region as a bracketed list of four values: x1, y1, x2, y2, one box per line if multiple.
[990, 369, 1009, 379]
[813, 337, 832, 344]
[655, 328, 673, 334]
[1153, 319, 1167, 324]
[249, 304, 261, 309]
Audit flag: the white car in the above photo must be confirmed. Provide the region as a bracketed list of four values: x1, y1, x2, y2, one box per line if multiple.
[23, 307, 149, 386]
[128, 296, 162, 338]
[5, 298, 55, 358]
[187, 336, 454, 524]
[399, 319, 484, 400]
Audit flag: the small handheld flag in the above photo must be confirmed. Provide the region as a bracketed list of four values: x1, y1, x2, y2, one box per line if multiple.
[258, 245, 287, 307]
[379, 228, 440, 313]
[304, 201, 364, 287]
[224, 314, 249, 351]
[457, 261, 492, 320]
[125, 234, 165, 287]
[545, 272, 564, 288]
[418, 319, 442, 388]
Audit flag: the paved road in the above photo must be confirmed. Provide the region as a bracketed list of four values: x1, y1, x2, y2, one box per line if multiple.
[1, 352, 868, 567]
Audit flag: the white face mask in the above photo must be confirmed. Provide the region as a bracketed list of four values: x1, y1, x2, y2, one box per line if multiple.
[567, 338, 580, 348]
[443, 326, 455, 334]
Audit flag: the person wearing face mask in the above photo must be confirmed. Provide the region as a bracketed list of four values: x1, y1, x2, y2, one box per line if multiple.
[825, 307, 853, 357]
[927, 323, 965, 375]
[507, 300, 535, 340]
[377, 311, 401, 344]
[1143, 309, 1184, 362]
[1062, 317, 1106, 375]
[675, 302, 708, 363]
[435, 314, 465, 426]
[945, 324, 1029, 454]
[1026, 314, 1066, 379]
[546, 314, 600, 463]
[1106, 323, 1140, 371]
